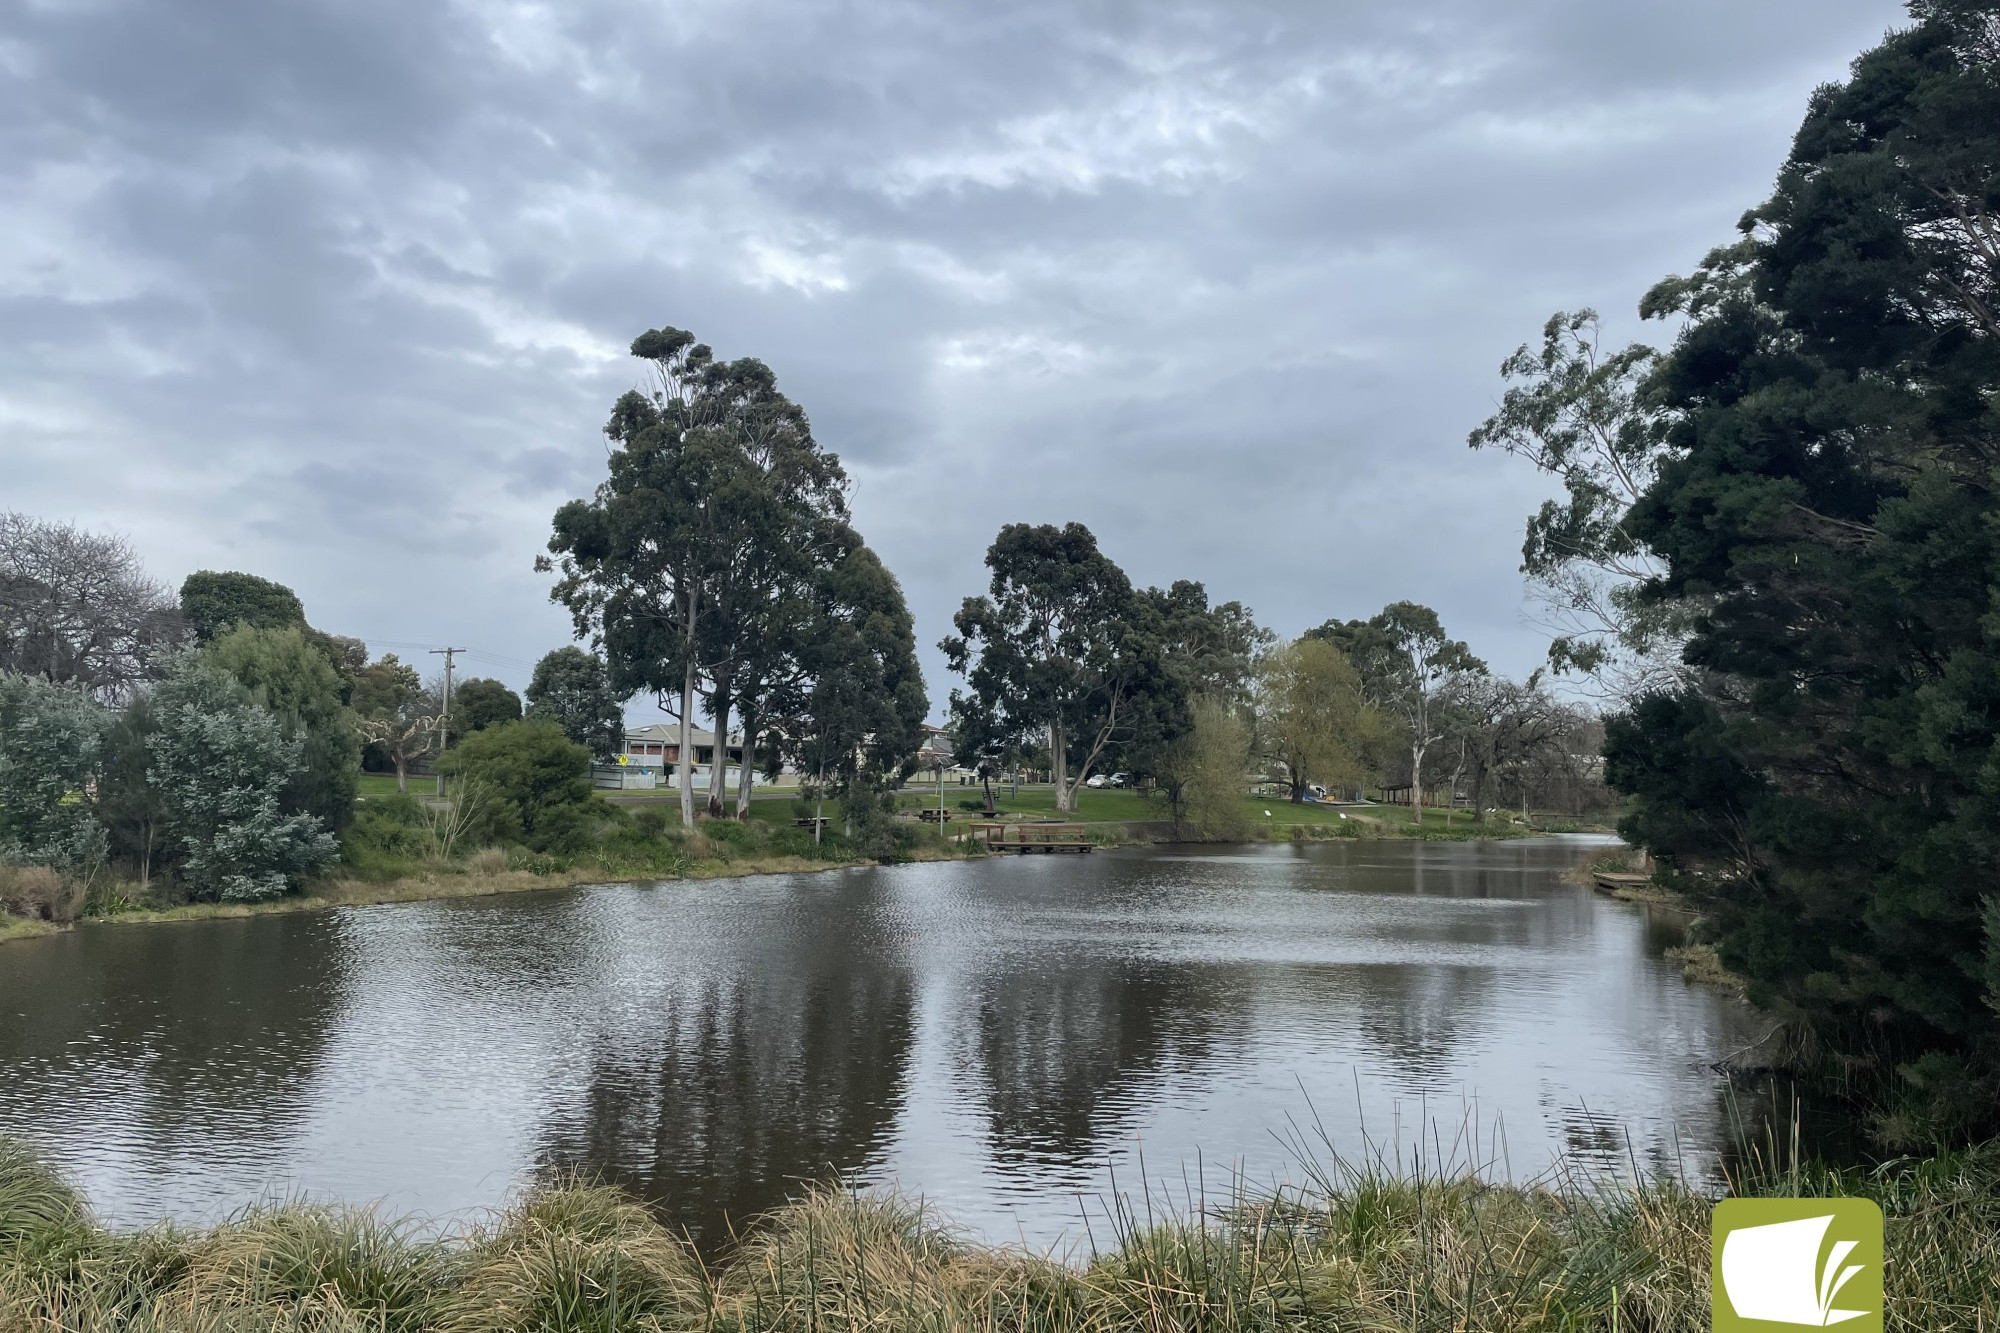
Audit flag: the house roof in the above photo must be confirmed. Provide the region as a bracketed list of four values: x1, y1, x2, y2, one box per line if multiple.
[624, 724, 739, 746]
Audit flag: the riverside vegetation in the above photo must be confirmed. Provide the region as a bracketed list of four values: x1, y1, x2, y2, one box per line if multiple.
[0, 790, 1551, 944]
[13, 9, 2000, 1323]
[0, 1131, 1994, 1333]
[6, 788, 961, 937]
[2, 357, 1607, 940]
[1461, 2, 2000, 1150]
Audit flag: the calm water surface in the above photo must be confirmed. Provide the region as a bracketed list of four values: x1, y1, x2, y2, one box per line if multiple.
[0, 838, 1755, 1246]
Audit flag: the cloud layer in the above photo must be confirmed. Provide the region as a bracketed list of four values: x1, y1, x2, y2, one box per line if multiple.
[1, 0, 1905, 703]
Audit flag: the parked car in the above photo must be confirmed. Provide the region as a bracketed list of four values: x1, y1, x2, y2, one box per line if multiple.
[1108, 772, 1130, 788]
[1085, 774, 1108, 788]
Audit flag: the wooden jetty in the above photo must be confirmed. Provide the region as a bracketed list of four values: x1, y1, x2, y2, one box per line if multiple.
[1591, 871, 1651, 896]
[969, 822, 1095, 854]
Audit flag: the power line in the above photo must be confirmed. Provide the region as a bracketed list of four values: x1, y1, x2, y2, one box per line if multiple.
[353, 636, 541, 672]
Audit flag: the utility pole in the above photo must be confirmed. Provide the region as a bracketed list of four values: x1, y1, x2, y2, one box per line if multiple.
[429, 647, 466, 797]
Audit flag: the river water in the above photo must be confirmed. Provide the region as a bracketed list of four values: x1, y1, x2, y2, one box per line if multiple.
[0, 837, 1756, 1247]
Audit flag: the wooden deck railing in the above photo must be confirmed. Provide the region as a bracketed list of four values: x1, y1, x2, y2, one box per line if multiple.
[967, 822, 1095, 854]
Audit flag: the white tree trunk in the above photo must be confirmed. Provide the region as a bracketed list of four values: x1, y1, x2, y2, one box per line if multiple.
[1051, 721, 1071, 812]
[707, 688, 732, 819]
[1410, 741, 1423, 826]
[734, 718, 756, 817]
[678, 655, 696, 829]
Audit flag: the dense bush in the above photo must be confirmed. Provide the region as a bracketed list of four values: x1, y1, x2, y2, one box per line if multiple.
[837, 783, 919, 860]
[204, 625, 361, 831]
[340, 794, 432, 881]
[1599, 8, 2000, 1140]
[0, 672, 108, 872]
[436, 720, 599, 853]
[448, 677, 522, 742]
[150, 656, 339, 902]
[178, 569, 306, 643]
[524, 646, 624, 760]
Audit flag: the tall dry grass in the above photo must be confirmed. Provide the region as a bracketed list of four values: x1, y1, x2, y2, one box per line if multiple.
[1, 1137, 1992, 1333]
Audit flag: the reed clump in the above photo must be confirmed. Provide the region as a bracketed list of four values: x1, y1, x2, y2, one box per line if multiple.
[2, 1138, 1994, 1333]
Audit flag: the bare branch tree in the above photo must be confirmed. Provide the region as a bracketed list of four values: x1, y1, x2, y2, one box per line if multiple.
[0, 513, 184, 699]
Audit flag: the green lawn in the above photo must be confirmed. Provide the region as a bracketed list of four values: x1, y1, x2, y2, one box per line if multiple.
[366, 769, 1574, 840]
[593, 782, 1473, 833]
[890, 784, 1429, 835]
[893, 784, 1156, 823]
[357, 773, 429, 800]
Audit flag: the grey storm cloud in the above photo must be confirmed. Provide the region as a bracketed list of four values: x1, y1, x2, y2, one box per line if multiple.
[1, 0, 1906, 705]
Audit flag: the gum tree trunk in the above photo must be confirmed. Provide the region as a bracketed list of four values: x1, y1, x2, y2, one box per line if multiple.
[678, 655, 697, 830]
[706, 672, 733, 819]
[734, 714, 757, 817]
[1051, 721, 1071, 812]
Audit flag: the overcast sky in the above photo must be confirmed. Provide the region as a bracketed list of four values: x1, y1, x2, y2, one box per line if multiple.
[3, 0, 1905, 714]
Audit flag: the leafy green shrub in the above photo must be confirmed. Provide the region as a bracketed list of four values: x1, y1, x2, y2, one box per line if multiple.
[522, 804, 591, 855]
[838, 786, 913, 859]
[696, 817, 751, 846]
[503, 849, 567, 876]
[760, 824, 843, 861]
[204, 625, 361, 832]
[340, 795, 431, 881]
[150, 656, 339, 902]
[0, 672, 109, 873]
[630, 809, 667, 840]
[80, 876, 152, 917]
[437, 721, 598, 852]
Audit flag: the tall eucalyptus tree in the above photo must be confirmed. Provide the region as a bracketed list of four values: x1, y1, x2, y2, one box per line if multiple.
[943, 523, 1172, 813]
[544, 327, 866, 825]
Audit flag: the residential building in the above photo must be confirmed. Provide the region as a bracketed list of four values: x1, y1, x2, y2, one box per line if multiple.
[619, 724, 745, 774]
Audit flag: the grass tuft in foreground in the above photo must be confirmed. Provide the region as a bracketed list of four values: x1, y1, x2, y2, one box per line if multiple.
[1, 1138, 1994, 1332]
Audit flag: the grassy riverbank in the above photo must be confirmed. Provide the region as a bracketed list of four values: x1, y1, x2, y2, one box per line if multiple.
[0, 802, 1605, 945]
[880, 786, 1596, 842]
[0, 1138, 1993, 1332]
[0, 915, 59, 945]
[0, 823, 967, 941]
[55, 859, 870, 929]
[598, 779, 1601, 842]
